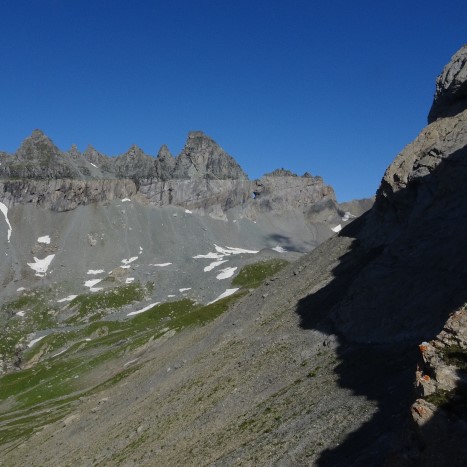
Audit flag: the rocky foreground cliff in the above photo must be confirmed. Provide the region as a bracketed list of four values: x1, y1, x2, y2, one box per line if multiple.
[0, 46, 466, 466]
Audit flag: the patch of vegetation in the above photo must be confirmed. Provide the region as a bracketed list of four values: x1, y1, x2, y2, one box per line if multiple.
[425, 386, 467, 418]
[232, 259, 289, 289]
[0, 292, 246, 447]
[441, 345, 467, 371]
[307, 366, 321, 378]
[66, 283, 148, 323]
[0, 289, 56, 362]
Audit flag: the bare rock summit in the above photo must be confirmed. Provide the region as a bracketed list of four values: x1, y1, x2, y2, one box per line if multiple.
[428, 44, 467, 122]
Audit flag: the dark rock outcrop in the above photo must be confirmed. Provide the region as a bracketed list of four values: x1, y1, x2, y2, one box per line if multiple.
[410, 305, 467, 465]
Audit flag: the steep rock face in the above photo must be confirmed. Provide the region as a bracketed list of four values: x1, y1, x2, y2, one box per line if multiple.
[428, 44, 467, 123]
[172, 131, 248, 180]
[317, 45, 467, 344]
[0, 179, 136, 212]
[136, 172, 339, 225]
[250, 173, 335, 215]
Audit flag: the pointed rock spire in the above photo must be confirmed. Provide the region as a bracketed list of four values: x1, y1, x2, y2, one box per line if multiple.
[155, 144, 176, 180]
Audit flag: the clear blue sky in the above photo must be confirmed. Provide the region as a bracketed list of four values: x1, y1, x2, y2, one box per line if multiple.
[1, 1, 466, 201]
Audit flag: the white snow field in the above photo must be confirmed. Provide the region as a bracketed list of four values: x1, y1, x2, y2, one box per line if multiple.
[0, 202, 12, 242]
[208, 288, 239, 304]
[27, 254, 55, 277]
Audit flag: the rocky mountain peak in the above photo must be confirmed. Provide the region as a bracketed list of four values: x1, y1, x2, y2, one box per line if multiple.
[114, 145, 155, 179]
[264, 168, 298, 177]
[428, 44, 467, 123]
[173, 131, 248, 180]
[16, 129, 61, 161]
[156, 144, 174, 160]
[68, 144, 81, 159]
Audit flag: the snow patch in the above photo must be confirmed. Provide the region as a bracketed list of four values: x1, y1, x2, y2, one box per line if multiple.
[216, 267, 237, 280]
[85, 278, 103, 288]
[121, 198, 131, 202]
[57, 295, 78, 303]
[208, 288, 239, 305]
[90, 162, 97, 168]
[204, 260, 228, 272]
[179, 288, 191, 292]
[28, 336, 46, 348]
[185, 209, 192, 214]
[16, 311, 26, 317]
[51, 348, 69, 358]
[90, 287, 103, 292]
[194, 244, 258, 260]
[0, 202, 13, 242]
[331, 225, 342, 233]
[167, 294, 176, 298]
[125, 277, 135, 284]
[150, 263, 172, 267]
[121, 265, 131, 269]
[193, 252, 224, 259]
[342, 211, 356, 222]
[215, 245, 259, 255]
[272, 245, 286, 253]
[127, 302, 160, 317]
[27, 254, 55, 277]
[17, 287, 26, 292]
[122, 256, 138, 265]
[37, 235, 51, 244]
[87, 269, 105, 275]
[342, 213, 350, 222]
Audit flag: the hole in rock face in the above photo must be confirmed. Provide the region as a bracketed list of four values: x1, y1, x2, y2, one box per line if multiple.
[252, 191, 260, 199]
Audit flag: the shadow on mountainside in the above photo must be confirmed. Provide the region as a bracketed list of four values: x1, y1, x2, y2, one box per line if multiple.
[295, 145, 467, 466]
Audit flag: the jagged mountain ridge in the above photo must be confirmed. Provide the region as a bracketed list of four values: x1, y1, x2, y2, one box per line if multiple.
[0, 129, 352, 227]
[0, 130, 249, 181]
